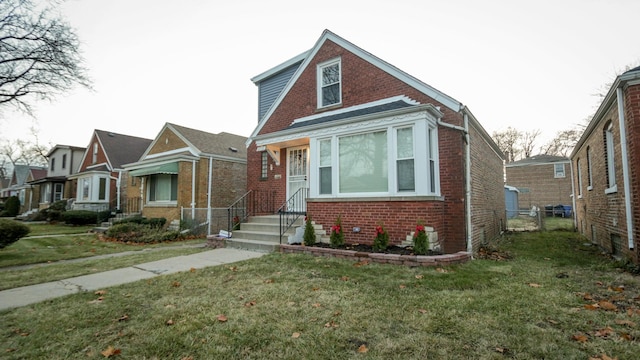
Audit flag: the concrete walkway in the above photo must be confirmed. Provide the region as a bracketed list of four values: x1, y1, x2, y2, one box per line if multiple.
[0, 248, 265, 312]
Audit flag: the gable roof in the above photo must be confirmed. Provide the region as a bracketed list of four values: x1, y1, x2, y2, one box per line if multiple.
[46, 144, 85, 158]
[92, 130, 153, 170]
[248, 29, 463, 142]
[572, 66, 640, 158]
[136, 123, 247, 163]
[10, 164, 47, 186]
[506, 154, 570, 167]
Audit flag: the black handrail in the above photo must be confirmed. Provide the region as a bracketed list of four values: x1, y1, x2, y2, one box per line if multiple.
[226, 189, 277, 234]
[278, 187, 308, 243]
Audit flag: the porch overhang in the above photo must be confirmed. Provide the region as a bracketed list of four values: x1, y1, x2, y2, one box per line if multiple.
[129, 162, 179, 177]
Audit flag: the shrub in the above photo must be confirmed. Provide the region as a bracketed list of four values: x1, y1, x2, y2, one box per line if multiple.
[114, 216, 166, 228]
[106, 223, 183, 243]
[373, 223, 389, 252]
[0, 218, 30, 248]
[145, 217, 166, 228]
[329, 215, 345, 248]
[62, 210, 99, 225]
[413, 223, 429, 255]
[303, 216, 316, 246]
[3, 196, 20, 217]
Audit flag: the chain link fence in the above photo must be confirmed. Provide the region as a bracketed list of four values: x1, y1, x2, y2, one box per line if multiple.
[180, 207, 230, 237]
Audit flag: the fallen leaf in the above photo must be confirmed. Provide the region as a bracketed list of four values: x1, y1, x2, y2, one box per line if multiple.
[528, 283, 542, 288]
[244, 301, 257, 307]
[615, 319, 636, 327]
[166, 319, 174, 326]
[165, 304, 175, 309]
[418, 309, 427, 314]
[312, 287, 320, 291]
[333, 311, 341, 316]
[598, 301, 618, 311]
[600, 354, 617, 360]
[324, 321, 338, 328]
[353, 260, 369, 267]
[171, 281, 181, 288]
[264, 279, 274, 284]
[620, 332, 633, 341]
[572, 334, 589, 343]
[190, 267, 196, 273]
[399, 284, 406, 289]
[117, 315, 129, 322]
[547, 319, 559, 325]
[340, 276, 349, 281]
[583, 293, 594, 301]
[101, 346, 121, 357]
[312, 303, 321, 308]
[495, 347, 506, 353]
[584, 303, 600, 310]
[436, 268, 448, 273]
[415, 275, 424, 279]
[292, 332, 301, 338]
[596, 281, 604, 286]
[357, 344, 369, 353]
[229, 266, 238, 272]
[217, 314, 228, 322]
[95, 290, 107, 295]
[181, 357, 194, 360]
[594, 326, 614, 337]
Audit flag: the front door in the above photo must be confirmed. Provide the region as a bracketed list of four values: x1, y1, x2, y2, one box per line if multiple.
[287, 146, 309, 212]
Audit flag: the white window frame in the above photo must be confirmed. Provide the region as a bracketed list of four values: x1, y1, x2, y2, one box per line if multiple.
[586, 146, 593, 191]
[53, 183, 64, 202]
[554, 163, 565, 178]
[604, 122, 617, 194]
[41, 183, 51, 203]
[77, 175, 109, 203]
[317, 58, 341, 109]
[576, 158, 582, 198]
[309, 116, 439, 198]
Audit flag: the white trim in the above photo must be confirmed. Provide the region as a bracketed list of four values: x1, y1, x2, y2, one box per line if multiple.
[247, 30, 461, 145]
[316, 57, 342, 109]
[292, 95, 420, 126]
[250, 50, 310, 83]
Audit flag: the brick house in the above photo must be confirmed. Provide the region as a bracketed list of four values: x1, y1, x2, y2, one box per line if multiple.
[123, 123, 247, 231]
[69, 130, 152, 213]
[571, 66, 640, 262]
[505, 154, 573, 214]
[245, 30, 505, 254]
[28, 144, 85, 209]
[5, 165, 47, 214]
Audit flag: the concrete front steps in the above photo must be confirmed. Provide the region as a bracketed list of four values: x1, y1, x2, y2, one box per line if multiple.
[225, 215, 325, 253]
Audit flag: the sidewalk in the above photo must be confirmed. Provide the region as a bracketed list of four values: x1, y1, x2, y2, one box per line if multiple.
[0, 248, 265, 312]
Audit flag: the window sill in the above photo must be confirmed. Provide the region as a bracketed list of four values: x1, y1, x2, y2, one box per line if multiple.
[605, 185, 618, 194]
[308, 195, 444, 202]
[145, 202, 178, 207]
[587, 186, 593, 191]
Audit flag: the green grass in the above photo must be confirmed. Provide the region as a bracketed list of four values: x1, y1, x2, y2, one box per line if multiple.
[2, 230, 638, 359]
[0, 223, 205, 268]
[25, 223, 96, 236]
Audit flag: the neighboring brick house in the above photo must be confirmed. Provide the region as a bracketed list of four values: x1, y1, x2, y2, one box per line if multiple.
[28, 144, 85, 209]
[5, 164, 47, 214]
[123, 123, 247, 230]
[69, 130, 152, 212]
[246, 30, 505, 254]
[571, 66, 640, 262]
[505, 154, 573, 213]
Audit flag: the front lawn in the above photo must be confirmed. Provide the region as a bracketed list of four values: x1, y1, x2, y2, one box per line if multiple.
[1, 230, 637, 359]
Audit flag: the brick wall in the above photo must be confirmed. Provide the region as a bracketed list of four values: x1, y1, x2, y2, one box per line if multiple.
[506, 163, 573, 209]
[247, 38, 504, 254]
[572, 83, 639, 262]
[469, 121, 506, 251]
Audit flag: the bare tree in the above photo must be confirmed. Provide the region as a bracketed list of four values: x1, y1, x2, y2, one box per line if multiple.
[492, 127, 522, 163]
[541, 129, 582, 157]
[0, 0, 91, 115]
[520, 129, 541, 159]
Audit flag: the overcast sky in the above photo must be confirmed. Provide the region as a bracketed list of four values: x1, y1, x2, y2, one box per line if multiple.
[1, 0, 639, 152]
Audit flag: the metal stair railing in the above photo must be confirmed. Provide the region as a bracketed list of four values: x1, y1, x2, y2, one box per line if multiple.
[226, 189, 277, 234]
[278, 187, 308, 243]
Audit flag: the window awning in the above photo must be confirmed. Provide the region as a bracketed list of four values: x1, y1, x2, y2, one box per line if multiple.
[129, 162, 179, 177]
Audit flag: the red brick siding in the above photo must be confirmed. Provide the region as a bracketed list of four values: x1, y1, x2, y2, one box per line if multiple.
[572, 83, 639, 262]
[248, 38, 504, 254]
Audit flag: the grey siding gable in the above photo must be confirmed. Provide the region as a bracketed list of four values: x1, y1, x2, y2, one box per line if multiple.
[257, 61, 302, 122]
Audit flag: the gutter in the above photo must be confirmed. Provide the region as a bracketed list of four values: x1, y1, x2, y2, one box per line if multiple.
[437, 112, 472, 254]
[616, 87, 634, 249]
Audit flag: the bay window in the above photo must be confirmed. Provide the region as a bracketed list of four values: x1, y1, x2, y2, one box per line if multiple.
[312, 119, 438, 197]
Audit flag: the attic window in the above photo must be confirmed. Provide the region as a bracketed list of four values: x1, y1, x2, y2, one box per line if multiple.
[229, 147, 238, 152]
[317, 58, 341, 108]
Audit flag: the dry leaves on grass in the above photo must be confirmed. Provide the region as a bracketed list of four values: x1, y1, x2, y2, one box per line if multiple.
[217, 314, 228, 322]
[101, 345, 121, 357]
[589, 354, 618, 360]
[357, 344, 369, 353]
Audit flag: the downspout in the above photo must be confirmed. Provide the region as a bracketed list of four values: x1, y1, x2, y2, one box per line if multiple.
[116, 171, 122, 211]
[616, 87, 634, 249]
[437, 110, 472, 254]
[207, 156, 213, 236]
[569, 161, 577, 230]
[191, 159, 196, 220]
